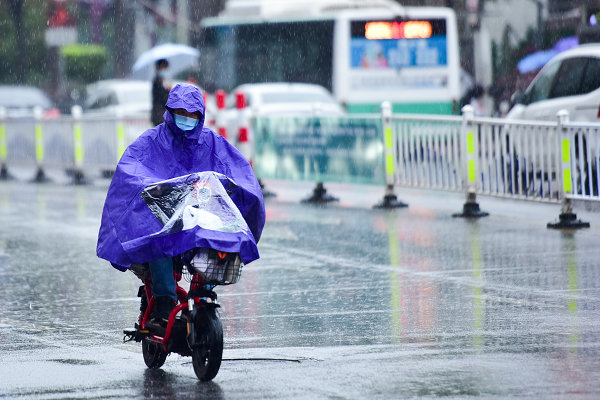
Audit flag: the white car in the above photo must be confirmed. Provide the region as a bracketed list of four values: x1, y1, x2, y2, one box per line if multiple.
[220, 82, 345, 143]
[507, 44, 600, 122]
[216, 83, 349, 174]
[0, 85, 60, 119]
[84, 79, 151, 118]
[226, 83, 345, 117]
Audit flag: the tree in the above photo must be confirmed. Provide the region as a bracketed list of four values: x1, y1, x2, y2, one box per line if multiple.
[6, 0, 25, 83]
[113, 0, 135, 78]
[0, 0, 47, 85]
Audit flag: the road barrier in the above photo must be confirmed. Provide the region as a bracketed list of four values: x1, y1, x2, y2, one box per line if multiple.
[386, 106, 599, 226]
[215, 89, 228, 139]
[253, 114, 383, 186]
[0, 106, 149, 183]
[0, 104, 598, 227]
[235, 91, 253, 165]
[252, 106, 599, 226]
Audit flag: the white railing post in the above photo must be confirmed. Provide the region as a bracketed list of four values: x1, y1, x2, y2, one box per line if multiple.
[0, 106, 8, 179]
[374, 101, 407, 208]
[71, 105, 86, 184]
[302, 101, 339, 204]
[33, 105, 47, 182]
[547, 109, 589, 229]
[116, 108, 126, 163]
[453, 104, 488, 217]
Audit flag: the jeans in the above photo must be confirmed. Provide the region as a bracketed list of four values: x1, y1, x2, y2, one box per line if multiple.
[148, 257, 177, 301]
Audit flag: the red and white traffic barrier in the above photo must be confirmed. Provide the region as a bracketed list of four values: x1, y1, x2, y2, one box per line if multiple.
[235, 91, 253, 166]
[215, 89, 227, 139]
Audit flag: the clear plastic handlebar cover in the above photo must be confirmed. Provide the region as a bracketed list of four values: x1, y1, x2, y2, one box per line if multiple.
[141, 171, 250, 237]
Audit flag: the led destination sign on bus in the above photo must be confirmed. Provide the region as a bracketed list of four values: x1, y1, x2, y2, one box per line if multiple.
[351, 19, 446, 39]
[350, 18, 447, 70]
[365, 21, 432, 39]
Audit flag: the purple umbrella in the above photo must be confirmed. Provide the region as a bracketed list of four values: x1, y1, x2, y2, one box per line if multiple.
[552, 36, 578, 53]
[517, 36, 579, 74]
[517, 50, 557, 74]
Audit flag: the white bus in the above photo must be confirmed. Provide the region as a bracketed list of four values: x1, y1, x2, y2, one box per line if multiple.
[198, 0, 460, 114]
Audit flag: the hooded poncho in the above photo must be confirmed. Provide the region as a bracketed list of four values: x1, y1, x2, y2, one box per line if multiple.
[97, 84, 265, 270]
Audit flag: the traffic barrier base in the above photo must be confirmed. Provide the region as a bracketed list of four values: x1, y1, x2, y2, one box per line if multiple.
[373, 193, 408, 209]
[547, 212, 590, 229]
[258, 179, 276, 198]
[547, 198, 589, 229]
[453, 192, 489, 218]
[32, 167, 49, 183]
[301, 182, 338, 204]
[65, 167, 88, 185]
[373, 185, 408, 209]
[0, 163, 10, 180]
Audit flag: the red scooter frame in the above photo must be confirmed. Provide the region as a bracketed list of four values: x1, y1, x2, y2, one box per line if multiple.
[124, 267, 224, 381]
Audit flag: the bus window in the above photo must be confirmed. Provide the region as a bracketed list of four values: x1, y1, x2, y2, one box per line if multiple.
[201, 21, 334, 92]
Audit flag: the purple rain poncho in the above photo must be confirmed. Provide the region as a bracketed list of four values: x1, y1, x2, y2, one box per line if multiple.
[96, 84, 265, 271]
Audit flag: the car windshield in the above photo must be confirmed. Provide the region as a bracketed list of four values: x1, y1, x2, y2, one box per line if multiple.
[260, 91, 336, 105]
[0, 87, 52, 108]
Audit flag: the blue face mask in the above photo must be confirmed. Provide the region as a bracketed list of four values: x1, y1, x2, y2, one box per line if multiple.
[174, 114, 199, 131]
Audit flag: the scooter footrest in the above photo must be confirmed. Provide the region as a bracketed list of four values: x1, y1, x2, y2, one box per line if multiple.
[123, 328, 150, 343]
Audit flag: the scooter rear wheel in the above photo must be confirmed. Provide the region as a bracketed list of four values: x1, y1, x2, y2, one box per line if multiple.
[142, 338, 168, 369]
[191, 309, 223, 381]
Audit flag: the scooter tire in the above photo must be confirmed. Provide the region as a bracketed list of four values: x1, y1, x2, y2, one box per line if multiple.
[191, 308, 223, 381]
[142, 338, 168, 369]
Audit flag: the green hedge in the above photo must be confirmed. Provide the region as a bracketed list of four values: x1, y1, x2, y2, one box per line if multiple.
[61, 44, 107, 83]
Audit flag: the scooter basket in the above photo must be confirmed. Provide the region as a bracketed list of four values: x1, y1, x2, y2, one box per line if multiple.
[188, 249, 242, 285]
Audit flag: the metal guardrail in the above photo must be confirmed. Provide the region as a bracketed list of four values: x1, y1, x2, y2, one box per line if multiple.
[0, 106, 150, 181]
[562, 120, 600, 201]
[390, 113, 463, 192]
[0, 104, 598, 225]
[378, 105, 598, 226]
[385, 107, 600, 205]
[252, 115, 383, 186]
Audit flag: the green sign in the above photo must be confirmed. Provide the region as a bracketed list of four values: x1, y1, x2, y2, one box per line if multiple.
[254, 116, 384, 184]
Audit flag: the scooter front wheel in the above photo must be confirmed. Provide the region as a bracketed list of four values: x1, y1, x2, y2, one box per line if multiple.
[191, 308, 223, 381]
[142, 338, 167, 369]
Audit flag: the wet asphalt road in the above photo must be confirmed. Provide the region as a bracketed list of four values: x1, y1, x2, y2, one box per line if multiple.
[1, 172, 600, 399]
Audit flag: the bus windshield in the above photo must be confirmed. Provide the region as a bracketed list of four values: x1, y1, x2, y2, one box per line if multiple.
[201, 21, 334, 92]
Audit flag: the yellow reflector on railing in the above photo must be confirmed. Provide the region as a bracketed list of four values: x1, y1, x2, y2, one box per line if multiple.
[0, 124, 6, 160]
[466, 132, 475, 155]
[117, 123, 126, 159]
[74, 124, 83, 164]
[386, 153, 395, 176]
[384, 126, 393, 149]
[561, 138, 572, 193]
[468, 160, 476, 183]
[562, 138, 570, 163]
[563, 169, 572, 194]
[35, 124, 44, 163]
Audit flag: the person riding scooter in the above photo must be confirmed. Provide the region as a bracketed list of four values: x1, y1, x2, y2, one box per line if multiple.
[96, 84, 265, 324]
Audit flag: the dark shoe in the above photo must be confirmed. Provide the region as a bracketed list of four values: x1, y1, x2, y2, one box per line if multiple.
[152, 296, 176, 325]
[138, 286, 148, 314]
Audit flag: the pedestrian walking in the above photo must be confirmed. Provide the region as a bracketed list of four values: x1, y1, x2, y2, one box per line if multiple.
[151, 58, 171, 126]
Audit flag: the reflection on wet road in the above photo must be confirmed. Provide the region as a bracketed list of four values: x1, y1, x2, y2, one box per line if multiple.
[1, 178, 600, 399]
